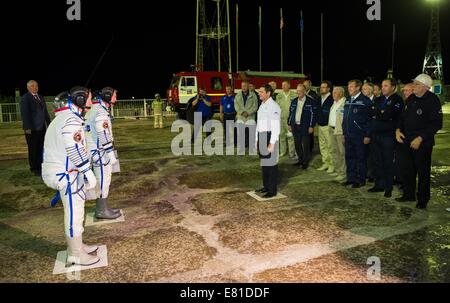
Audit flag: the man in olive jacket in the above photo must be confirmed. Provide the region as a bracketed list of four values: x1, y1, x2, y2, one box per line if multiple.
[235, 80, 258, 150]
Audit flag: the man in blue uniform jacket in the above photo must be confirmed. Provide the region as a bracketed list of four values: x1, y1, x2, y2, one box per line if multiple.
[342, 79, 373, 188]
[288, 84, 318, 169]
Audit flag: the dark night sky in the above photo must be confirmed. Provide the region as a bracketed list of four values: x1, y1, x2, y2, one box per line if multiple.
[0, 0, 449, 99]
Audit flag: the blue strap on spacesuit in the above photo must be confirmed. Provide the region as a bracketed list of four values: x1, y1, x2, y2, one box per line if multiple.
[51, 157, 70, 207]
[92, 138, 106, 199]
[50, 156, 74, 237]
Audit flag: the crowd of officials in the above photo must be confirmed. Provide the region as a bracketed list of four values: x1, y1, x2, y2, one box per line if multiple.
[186, 74, 443, 209]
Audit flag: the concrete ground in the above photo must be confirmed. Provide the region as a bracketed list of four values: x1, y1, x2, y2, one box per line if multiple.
[0, 107, 449, 283]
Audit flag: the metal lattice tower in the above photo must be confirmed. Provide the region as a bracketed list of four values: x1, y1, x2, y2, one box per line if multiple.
[195, 0, 232, 72]
[423, 1, 444, 82]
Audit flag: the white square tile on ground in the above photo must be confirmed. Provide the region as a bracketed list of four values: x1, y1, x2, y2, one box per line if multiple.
[85, 210, 125, 227]
[52, 245, 108, 275]
[246, 191, 287, 202]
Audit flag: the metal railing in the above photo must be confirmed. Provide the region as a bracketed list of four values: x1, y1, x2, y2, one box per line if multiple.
[0, 99, 175, 123]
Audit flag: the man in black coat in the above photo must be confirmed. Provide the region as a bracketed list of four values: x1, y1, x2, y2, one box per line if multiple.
[304, 79, 319, 152]
[395, 74, 443, 209]
[20, 80, 51, 176]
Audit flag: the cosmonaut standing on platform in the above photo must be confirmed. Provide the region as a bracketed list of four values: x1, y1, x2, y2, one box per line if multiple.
[84, 87, 121, 220]
[42, 87, 100, 266]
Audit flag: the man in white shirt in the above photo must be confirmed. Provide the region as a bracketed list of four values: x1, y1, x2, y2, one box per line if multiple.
[328, 87, 347, 181]
[254, 84, 281, 198]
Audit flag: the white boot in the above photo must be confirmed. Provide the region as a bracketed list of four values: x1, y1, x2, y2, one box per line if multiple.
[83, 243, 99, 254]
[317, 164, 328, 171]
[66, 236, 100, 267]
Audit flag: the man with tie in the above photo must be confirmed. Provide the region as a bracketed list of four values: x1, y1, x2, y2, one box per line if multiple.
[288, 84, 318, 169]
[20, 80, 51, 176]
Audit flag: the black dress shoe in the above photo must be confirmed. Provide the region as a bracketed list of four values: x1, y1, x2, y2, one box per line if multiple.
[395, 196, 416, 202]
[255, 188, 268, 194]
[384, 190, 392, 198]
[352, 183, 361, 189]
[293, 162, 302, 167]
[367, 177, 375, 183]
[416, 204, 427, 210]
[342, 181, 353, 186]
[301, 165, 309, 170]
[262, 193, 276, 198]
[368, 187, 384, 193]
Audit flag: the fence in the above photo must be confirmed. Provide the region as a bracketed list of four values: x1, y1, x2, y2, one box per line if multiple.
[0, 99, 175, 123]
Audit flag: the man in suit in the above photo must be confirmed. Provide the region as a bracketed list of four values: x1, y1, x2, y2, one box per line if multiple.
[20, 80, 51, 176]
[304, 79, 319, 153]
[288, 84, 318, 169]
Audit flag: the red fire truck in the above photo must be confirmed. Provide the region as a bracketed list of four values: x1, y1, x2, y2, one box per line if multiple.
[166, 70, 307, 117]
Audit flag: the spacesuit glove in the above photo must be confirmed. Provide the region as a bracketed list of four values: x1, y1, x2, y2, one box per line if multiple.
[107, 151, 118, 165]
[84, 170, 97, 190]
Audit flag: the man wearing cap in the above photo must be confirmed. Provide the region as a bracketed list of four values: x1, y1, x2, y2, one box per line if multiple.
[152, 94, 164, 129]
[395, 74, 443, 209]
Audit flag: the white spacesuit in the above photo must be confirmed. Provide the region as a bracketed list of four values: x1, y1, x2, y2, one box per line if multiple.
[42, 87, 100, 267]
[84, 87, 121, 220]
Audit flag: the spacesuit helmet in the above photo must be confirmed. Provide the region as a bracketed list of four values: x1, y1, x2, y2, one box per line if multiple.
[69, 86, 90, 109]
[101, 87, 117, 104]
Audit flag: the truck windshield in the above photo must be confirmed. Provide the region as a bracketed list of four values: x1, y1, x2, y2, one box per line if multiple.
[170, 76, 180, 88]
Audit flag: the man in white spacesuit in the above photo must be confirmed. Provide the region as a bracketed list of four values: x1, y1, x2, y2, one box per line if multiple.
[84, 87, 121, 220]
[42, 87, 100, 266]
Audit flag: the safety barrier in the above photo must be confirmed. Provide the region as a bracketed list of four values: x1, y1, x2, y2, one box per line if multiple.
[0, 99, 175, 123]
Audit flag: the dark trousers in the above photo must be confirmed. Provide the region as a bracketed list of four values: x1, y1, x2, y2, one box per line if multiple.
[371, 133, 395, 191]
[25, 129, 46, 173]
[293, 125, 311, 167]
[345, 135, 367, 185]
[394, 144, 402, 184]
[258, 131, 278, 195]
[223, 113, 236, 146]
[398, 140, 433, 205]
[192, 116, 211, 142]
[262, 165, 278, 195]
[309, 133, 314, 152]
[366, 145, 375, 179]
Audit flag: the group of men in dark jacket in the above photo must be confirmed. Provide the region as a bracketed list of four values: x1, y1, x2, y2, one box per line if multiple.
[286, 74, 443, 210]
